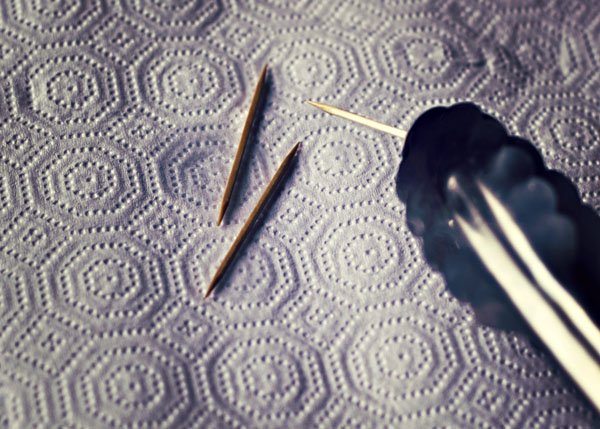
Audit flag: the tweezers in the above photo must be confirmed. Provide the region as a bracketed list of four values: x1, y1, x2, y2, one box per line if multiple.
[450, 177, 600, 412]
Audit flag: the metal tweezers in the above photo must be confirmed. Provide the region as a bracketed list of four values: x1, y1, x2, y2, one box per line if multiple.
[307, 100, 600, 412]
[449, 177, 600, 412]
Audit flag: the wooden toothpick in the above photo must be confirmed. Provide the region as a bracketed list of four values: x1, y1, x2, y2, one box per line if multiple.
[217, 64, 269, 226]
[205, 142, 301, 298]
[305, 100, 408, 139]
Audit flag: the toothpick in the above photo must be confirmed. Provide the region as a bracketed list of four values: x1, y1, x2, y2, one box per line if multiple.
[305, 100, 407, 139]
[205, 142, 301, 298]
[217, 64, 268, 226]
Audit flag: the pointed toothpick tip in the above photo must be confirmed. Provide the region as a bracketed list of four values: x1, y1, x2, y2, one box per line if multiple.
[303, 100, 407, 139]
[216, 204, 226, 226]
[259, 63, 268, 79]
[287, 141, 302, 160]
[204, 277, 218, 299]
[305, 99, 323, 109]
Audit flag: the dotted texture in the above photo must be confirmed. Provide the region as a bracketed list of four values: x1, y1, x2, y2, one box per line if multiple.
[0, 0, 598, 427]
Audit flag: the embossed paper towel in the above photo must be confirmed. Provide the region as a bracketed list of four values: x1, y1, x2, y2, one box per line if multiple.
[0, 0, 599, 427]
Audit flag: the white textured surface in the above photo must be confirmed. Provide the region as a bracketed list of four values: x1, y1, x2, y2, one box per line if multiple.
[0, 0, 599, 427]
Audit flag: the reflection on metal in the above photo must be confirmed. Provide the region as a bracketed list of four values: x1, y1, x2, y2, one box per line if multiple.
[449, 176, 600, 413]
[478, 181, 600, 357]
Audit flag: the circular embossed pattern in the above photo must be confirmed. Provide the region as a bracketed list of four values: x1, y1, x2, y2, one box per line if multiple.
[314, 398, 386, 429]
[0, 84, 10, 122]
[235, 0, 324, 21]
[473, 326, 554, 381]
[375, 22, 483, 96]
[0, 213, 60, 267]
[479, 0, 546, 9]
[211, 333, 326, 426]
[127, 201, 193, 257]
[0, 263, 31, 348]
[31, 143, 143, 223]
[47, 240, 166, 328]
[307, 211, 421, 305]
[295, 125, 391, 200]
[72, 342, 193, 427]
[515, 99, 600, 159]
[157, 137, 230, 219]
[0, 120, 52, 166]
[0, 31, 26, 73]
[380, 0, 436, 13]
[14, 50, 123, 128]
[1, 0, 106, 41]
[182, 234, 295, 311]
[0, 162, 21, 223]
[0, 374, 30, 429]
[138, 45, 241, 122]
[524, 407, 600, 428]
[121, 0, 222, 32]
[346, 314, 458, 412]
[265, 36, 361, 102]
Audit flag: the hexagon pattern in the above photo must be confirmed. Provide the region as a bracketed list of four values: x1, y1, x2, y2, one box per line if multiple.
[0, 1, 598, 428]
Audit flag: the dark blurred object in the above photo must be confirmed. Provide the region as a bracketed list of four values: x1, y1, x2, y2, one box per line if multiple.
[396, 103, 600, 333]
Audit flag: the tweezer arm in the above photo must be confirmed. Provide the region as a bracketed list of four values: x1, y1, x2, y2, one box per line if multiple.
[477, 182, 600, 357]
[450, 178, 600, 412]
